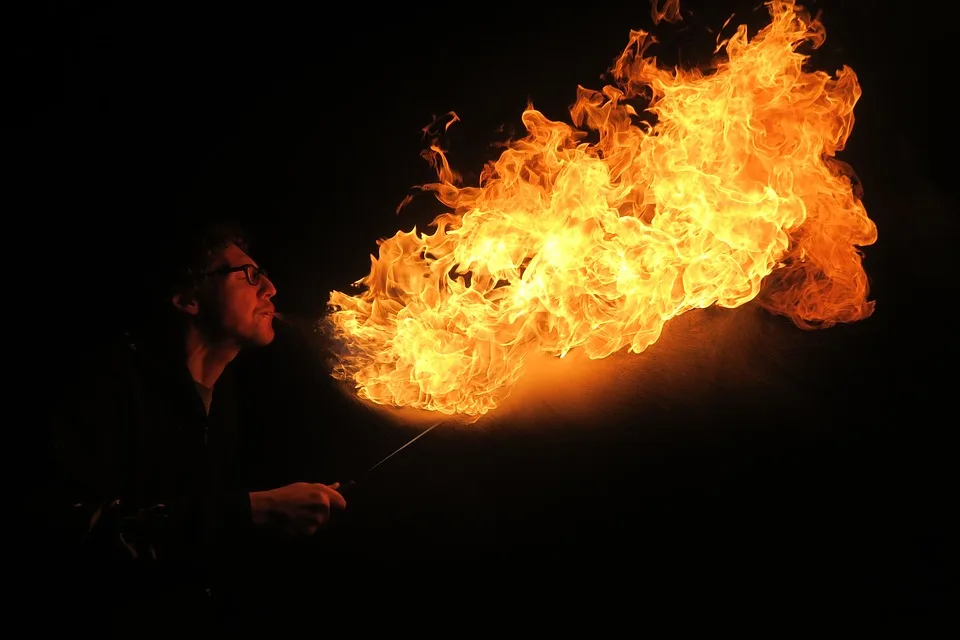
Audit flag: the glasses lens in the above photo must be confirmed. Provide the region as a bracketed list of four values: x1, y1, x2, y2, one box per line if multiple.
[245, 265, 260, 286]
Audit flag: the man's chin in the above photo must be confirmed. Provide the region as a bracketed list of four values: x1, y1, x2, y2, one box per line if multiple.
[240, 328, 275, 348]
[254, 330, 276, 347]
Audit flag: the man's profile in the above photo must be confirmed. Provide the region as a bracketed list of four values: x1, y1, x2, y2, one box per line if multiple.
[41, 221, 346, 628]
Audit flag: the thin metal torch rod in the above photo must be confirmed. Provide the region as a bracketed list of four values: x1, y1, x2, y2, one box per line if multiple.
[364, 421, 443, 475]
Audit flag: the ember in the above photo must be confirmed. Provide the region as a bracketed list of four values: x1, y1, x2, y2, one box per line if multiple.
[326, 0, 877, 419]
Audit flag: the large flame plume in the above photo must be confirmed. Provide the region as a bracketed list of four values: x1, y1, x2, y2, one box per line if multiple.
[326, 0, 877, 418]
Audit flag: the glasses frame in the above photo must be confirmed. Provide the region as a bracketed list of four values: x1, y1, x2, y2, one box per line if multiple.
[201, 263, 268, 287]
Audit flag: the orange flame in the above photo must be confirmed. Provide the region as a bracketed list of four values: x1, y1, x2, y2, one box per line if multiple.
[327, 1, 877, 419]
[651, 0, 682, 25]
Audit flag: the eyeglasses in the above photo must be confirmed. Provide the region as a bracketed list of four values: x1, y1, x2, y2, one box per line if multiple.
[202, 263, 269, 286]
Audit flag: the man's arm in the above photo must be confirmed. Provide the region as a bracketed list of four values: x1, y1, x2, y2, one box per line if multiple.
[44, 344, 347, 562]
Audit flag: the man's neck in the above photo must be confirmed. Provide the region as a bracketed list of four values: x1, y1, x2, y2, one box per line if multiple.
[183, 325, 240, 389]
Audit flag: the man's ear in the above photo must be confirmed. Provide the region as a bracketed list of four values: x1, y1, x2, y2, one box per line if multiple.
[171, 291, 200, 316]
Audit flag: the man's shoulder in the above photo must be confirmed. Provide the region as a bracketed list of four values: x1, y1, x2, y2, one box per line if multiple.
[61, 329, 158, 391]
[90, 330, 147, 373]
[49, 331, 147, 424]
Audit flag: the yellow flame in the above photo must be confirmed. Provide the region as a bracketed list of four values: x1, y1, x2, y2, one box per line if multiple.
[327, 1, 877, 419]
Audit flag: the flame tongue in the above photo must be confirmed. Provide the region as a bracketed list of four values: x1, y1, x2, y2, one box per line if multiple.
[327, 0, 877, 418]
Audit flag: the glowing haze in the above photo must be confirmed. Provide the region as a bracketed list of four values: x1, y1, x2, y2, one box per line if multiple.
[326, 0, 877, 418]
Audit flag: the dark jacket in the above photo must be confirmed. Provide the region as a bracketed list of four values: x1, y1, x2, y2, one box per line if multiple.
[38, 319, 376, 626]
[44, 326, 259, 606]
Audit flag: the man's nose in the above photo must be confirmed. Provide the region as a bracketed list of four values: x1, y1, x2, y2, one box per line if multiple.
[260, 275, 277, 298]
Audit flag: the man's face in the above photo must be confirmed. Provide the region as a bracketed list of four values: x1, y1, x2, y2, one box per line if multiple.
[197, 243, 278, 348]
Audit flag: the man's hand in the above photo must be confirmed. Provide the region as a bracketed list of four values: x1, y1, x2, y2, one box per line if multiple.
[249, 482, 347, 537]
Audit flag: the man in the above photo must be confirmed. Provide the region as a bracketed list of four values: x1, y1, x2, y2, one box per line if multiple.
[42, 222, 346, 627]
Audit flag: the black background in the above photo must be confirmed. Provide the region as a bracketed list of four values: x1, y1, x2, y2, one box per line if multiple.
[12, 0, 956, 616]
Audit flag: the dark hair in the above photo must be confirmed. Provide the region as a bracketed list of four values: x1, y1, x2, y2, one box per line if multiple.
[119, 219, 256, 345]
[158, 220, 253, 299]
